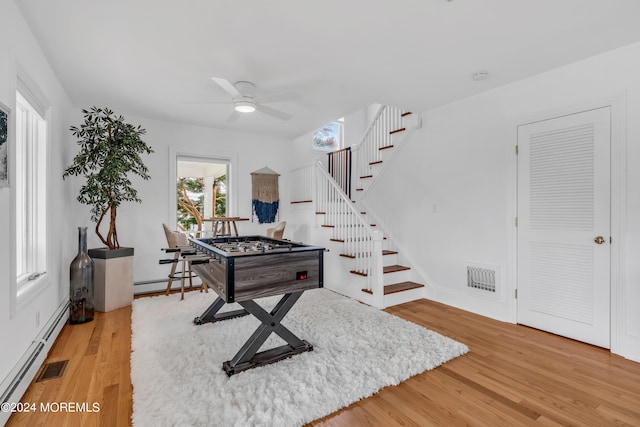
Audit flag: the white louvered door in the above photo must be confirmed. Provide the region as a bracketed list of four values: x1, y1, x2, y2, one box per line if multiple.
[517, 107, 610, 348]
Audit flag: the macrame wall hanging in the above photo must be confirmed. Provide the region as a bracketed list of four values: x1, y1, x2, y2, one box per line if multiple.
[251, 166, 280, 223]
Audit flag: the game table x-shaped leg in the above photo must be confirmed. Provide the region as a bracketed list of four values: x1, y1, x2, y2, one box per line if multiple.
[194, 291, 313, 377]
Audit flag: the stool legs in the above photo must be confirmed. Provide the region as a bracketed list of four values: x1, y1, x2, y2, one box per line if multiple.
[165, 252, 180, 295]
[180, 258, 186, 300]
[162, 248, 205, 299]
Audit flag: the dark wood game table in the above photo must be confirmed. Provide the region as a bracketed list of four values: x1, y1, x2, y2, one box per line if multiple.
[187, 236, 324, 376]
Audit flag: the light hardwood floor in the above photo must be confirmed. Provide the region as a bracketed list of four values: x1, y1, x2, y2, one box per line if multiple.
[7, 292, 640, 426]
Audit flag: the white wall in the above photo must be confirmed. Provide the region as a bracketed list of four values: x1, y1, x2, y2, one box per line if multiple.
[5, 1, 640, 392]
[68, 116, 295, 285]
[0, 0, 296, 389]
[365, 41, 640, 361]
[0, 0, 76, 384]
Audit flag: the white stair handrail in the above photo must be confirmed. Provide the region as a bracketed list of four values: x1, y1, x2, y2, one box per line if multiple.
[312, 161, 383, 296]
[314, 160, 375, 235]
[291, 105, 417, 306]
[352, 105, 407, 190]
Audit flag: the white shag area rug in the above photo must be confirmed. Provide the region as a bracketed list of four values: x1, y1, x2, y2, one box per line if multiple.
[131, 289, 468, 427]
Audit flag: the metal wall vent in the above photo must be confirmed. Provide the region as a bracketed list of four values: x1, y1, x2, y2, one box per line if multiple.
[467, 266, 496, 293]
[36, 360, 68, 382]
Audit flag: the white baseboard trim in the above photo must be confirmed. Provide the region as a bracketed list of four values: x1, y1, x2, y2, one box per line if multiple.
[430, 284, 512, 323]
[0, 299, 69, 426]
[617, 335, 640, 363]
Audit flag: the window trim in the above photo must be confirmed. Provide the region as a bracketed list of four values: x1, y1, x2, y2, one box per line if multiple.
[10, 80, 51, 317]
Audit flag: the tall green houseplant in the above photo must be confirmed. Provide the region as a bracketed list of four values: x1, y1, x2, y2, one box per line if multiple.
[63, 107, 153, 249]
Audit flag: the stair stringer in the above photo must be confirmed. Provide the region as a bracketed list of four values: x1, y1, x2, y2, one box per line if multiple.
[291, 107, 427, 309]
[324, 196, 430, 308]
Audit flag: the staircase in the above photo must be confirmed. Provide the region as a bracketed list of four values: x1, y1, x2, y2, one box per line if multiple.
[290, 105, 424, 308]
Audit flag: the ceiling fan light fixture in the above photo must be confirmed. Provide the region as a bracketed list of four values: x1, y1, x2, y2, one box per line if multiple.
[234, 99, 256, 113]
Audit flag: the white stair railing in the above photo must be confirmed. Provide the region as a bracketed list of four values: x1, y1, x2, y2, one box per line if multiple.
[311, 161, 384, 302]
[353, 105, 406, 188]
[289, 162, 384, 299]
[290, 104, 416, 307]
[290, 163, 315, 203]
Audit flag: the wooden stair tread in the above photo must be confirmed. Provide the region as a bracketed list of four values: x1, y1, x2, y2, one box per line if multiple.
[384, 281, 424, 294]
[291, 200, 313, 204]
[389, 128, 406, 135]
[341, 249, 393, 258]
[360, 175, 373, 179]
[350, 264, 408, 277]
[369, 160, 383, 165]
[379, 145, 394, 150]
[384, 265, 410, 273]
[361, 281, 424, 295]
[401, 112, 413, 117]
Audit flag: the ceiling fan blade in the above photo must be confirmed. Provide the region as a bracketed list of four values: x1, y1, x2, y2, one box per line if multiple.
[226, 110, 241, 123]
[256, 104, 292, 121]
[255, 91, 300, 104]
[211, 77, 241, 97]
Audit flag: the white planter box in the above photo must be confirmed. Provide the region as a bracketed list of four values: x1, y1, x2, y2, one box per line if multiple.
[88, 247, 134, 312]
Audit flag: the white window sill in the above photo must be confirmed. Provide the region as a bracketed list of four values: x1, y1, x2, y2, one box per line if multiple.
[15, 274, 50, 315]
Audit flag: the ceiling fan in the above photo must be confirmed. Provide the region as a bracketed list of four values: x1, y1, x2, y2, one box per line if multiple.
[209, 77, 297, 122]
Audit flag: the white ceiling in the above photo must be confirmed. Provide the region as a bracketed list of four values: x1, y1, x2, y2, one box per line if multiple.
[15, 0, 640, 139]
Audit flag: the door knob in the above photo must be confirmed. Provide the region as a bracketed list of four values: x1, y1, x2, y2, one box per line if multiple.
[594, 236, 606, 245]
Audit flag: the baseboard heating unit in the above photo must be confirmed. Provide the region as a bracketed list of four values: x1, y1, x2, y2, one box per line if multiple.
[0, 299, 68, 426]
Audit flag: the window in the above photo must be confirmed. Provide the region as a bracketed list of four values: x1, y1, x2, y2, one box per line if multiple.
[15, 90, 48, 300]
[176, 157, 229, 237]
[169, 146, 237, 239]
[312, 118, 344, 151]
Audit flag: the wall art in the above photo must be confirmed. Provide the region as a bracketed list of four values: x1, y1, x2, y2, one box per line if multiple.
[0, 101, 9, 187]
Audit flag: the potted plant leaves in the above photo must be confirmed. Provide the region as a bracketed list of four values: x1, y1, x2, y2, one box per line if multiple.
[63, 107, 153, 311]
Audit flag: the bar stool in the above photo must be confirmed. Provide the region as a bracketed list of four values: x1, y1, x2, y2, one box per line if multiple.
[162, 224, 199, 300]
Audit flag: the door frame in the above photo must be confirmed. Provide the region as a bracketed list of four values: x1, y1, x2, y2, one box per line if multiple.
[506, 94, 627, 354]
